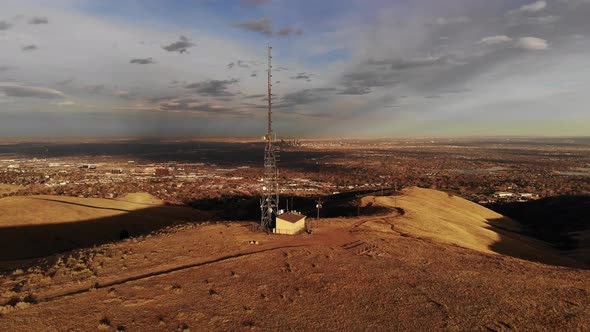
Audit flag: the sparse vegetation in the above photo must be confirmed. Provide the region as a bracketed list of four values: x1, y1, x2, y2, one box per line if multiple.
[98, 317, 111, 330]
[0, 180, 589, 331]
[208, 289, 219, 298]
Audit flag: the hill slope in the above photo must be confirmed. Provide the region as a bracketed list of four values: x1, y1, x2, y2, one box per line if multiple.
[490, 195, 590, 265]
[0, 189, 588, 331]
[374, 187, 577, 267]
[0, 193, 213, 260]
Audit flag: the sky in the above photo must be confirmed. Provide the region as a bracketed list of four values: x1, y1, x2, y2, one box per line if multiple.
[1, 0, 590, 138]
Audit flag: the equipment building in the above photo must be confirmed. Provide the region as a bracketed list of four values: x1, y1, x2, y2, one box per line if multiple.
[274, 211, 306, 235]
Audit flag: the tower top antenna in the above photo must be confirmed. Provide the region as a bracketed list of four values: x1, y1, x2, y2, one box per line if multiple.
[267, 43, 273, 136]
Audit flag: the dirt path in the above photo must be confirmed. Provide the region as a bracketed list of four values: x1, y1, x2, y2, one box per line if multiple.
[37, 244, 310, 303]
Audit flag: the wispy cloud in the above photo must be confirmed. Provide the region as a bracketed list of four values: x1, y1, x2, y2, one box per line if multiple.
[130, 57, 156, 64]
[162, 36, 195, 53]
[515, 1, 547, 14]
[28, 16, 49, 24]
[0, 83, 65, 98]
[21, 44, 38, 52]
[0, 21, 13, 30]
[231, 17, 273, 36]
[515, 37, 549, 50]
[0, 65, 16, 72]
[277, 27, 303, 36]
[478, 35, 513, 45]
[433, 16, 471, 25]
[290, 72, 311, 80]
[184, 79, 239, 96]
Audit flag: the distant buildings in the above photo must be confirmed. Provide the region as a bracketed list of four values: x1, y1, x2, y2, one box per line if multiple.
[155, 168, 170, 177]
[495, 191, 514, 198]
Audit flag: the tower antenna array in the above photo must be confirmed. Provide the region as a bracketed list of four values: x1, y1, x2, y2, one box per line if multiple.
[261, 44, 279, 231]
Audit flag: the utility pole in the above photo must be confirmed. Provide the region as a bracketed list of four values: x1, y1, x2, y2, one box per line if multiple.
[394, 181, 398, 208]
[316, 198, 323, 227]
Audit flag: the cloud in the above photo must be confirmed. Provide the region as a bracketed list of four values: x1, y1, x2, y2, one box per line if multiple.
[519, 1, 547, 13]
[21, 44, 38, 52]
[157, 97, 246, 117]
[507, 1, 547, 17]
[558, 0, 590, 5]
[146, 95, 177, 103]
[0, 83, 65, 98]
[0, 21, 12, 30]
[114, 91, 134, 100]
[228, 60, 249, 69]
[434, 16, 471, 25]
[278, 88, 337, 108]
[478, 35, 548, 50]
[277, 27, 303, 36]
[130, 57, 156, 64]
[244, 93, 266, 99]
[0, 65, 15, 72]
[57, 100, 76, 106]
[339, 86, 371, 95]
[368, 56, 453, 70]
[291, 72, 311, 80]
[162, 36, 195, 53]
[184, 79, 239, 96]
[231, 18, 273, 36]
[515, 37, 549, 50]
[478, 35, 513, 45]
[522, 15, 560, 25]
[28, 16, 49, 24]
[341, 70, 399, 90]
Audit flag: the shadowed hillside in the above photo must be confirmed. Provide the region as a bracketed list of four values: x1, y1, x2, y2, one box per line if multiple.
[374, 187, 583, 268]
[490, 196, 590, 265]
[0, 193, 215, 261]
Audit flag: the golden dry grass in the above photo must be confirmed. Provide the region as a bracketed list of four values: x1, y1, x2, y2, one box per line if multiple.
[373, 187, 575, 266]
[0, 193, 214, 260]
[0, 188, 588, 331]
[0, 193, 164, 227]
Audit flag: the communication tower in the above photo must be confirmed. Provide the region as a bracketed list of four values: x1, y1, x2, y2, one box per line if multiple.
[261, 44, 279, 231]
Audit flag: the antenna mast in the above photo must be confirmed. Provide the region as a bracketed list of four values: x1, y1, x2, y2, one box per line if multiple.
[261, 44, 279, 231]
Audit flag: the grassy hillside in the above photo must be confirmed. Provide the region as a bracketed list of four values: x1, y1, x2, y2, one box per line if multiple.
[1, 193, 588, 331]
[0, 193, 214, 260]
[375, 187, 579, 267]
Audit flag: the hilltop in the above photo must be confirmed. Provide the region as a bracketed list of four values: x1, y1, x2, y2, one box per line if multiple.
[0, 188, 588, 331]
